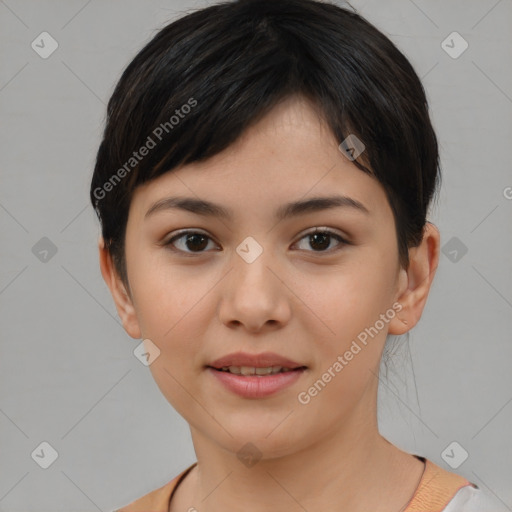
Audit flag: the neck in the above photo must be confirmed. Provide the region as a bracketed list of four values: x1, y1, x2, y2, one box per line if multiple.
[178, 388, 424, 511]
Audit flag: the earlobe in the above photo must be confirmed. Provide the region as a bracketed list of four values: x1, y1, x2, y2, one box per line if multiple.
[388, 223, 440, 335]
[98, 236, 142, 339]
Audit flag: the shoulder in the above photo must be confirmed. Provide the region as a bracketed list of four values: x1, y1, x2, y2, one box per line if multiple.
[110, 462, 197, 512]
[405, 458, 507, 512]
[405, 458, 472, 511]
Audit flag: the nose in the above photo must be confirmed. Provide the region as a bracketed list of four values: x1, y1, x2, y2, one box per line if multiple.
[217, 245, 292, 333]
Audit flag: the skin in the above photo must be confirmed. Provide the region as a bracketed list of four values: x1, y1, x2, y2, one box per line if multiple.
[99, 95, 440, 511]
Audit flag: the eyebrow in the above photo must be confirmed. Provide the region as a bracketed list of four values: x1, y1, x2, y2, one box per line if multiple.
[144, 195, 370, 221]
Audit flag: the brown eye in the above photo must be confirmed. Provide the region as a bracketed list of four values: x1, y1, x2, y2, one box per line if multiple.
[165, 231, 217, 254]
[294, 229, 348, 253]
[164, 228, 349, 256]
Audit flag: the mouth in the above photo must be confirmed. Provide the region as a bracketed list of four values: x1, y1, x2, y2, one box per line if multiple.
[206, 365, 307, 399]
[207, 351, 306, 373]
[207, 365, 307, 376]
[205, 351, 308, 398]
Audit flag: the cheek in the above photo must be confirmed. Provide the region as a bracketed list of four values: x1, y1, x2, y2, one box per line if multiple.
[130, 255, 211, 339]
[297, 256, 395, 336]
[294, 270, 392, 418]
[129, 262, 226, 406]
[291, 256, 398, 398]
[131, 265, 217, 416]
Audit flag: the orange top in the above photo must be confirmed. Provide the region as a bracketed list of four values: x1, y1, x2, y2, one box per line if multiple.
[114, 457, 475, 512]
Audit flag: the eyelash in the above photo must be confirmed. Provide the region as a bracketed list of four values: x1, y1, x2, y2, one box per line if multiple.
[163, 228, 350, 256]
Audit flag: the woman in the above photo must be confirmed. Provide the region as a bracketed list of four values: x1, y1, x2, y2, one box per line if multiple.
[90, 0, 503, 510]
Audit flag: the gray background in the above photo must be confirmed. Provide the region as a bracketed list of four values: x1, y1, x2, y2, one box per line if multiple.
[1, 0, 511, 510]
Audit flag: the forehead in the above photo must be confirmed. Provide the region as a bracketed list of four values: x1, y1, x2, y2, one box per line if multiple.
[128, 96, 390, 226]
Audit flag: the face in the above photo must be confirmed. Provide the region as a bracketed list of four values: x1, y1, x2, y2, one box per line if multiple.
[110, 95, 412, 458]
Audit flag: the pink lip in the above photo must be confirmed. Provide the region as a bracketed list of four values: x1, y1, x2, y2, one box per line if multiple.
[206, 351, 307, 399]
[207, 367, 306, 398]
[208, 351, 305, 369]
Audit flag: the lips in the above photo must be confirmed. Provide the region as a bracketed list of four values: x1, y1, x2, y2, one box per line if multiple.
[206, 351, 308, 398]
[207, 351, 306, 371]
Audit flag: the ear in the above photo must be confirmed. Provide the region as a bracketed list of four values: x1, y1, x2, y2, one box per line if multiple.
[388, 222, 440, 335]
[98, 236, 142, 339]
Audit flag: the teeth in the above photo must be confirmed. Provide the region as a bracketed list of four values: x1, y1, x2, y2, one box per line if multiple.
[240, 366, 254, 375]
[255, 367, 273, 375]
[219, 366, 293, 375]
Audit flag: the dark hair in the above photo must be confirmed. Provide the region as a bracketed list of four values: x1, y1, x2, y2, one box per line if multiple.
[90, 0, 440, 290]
